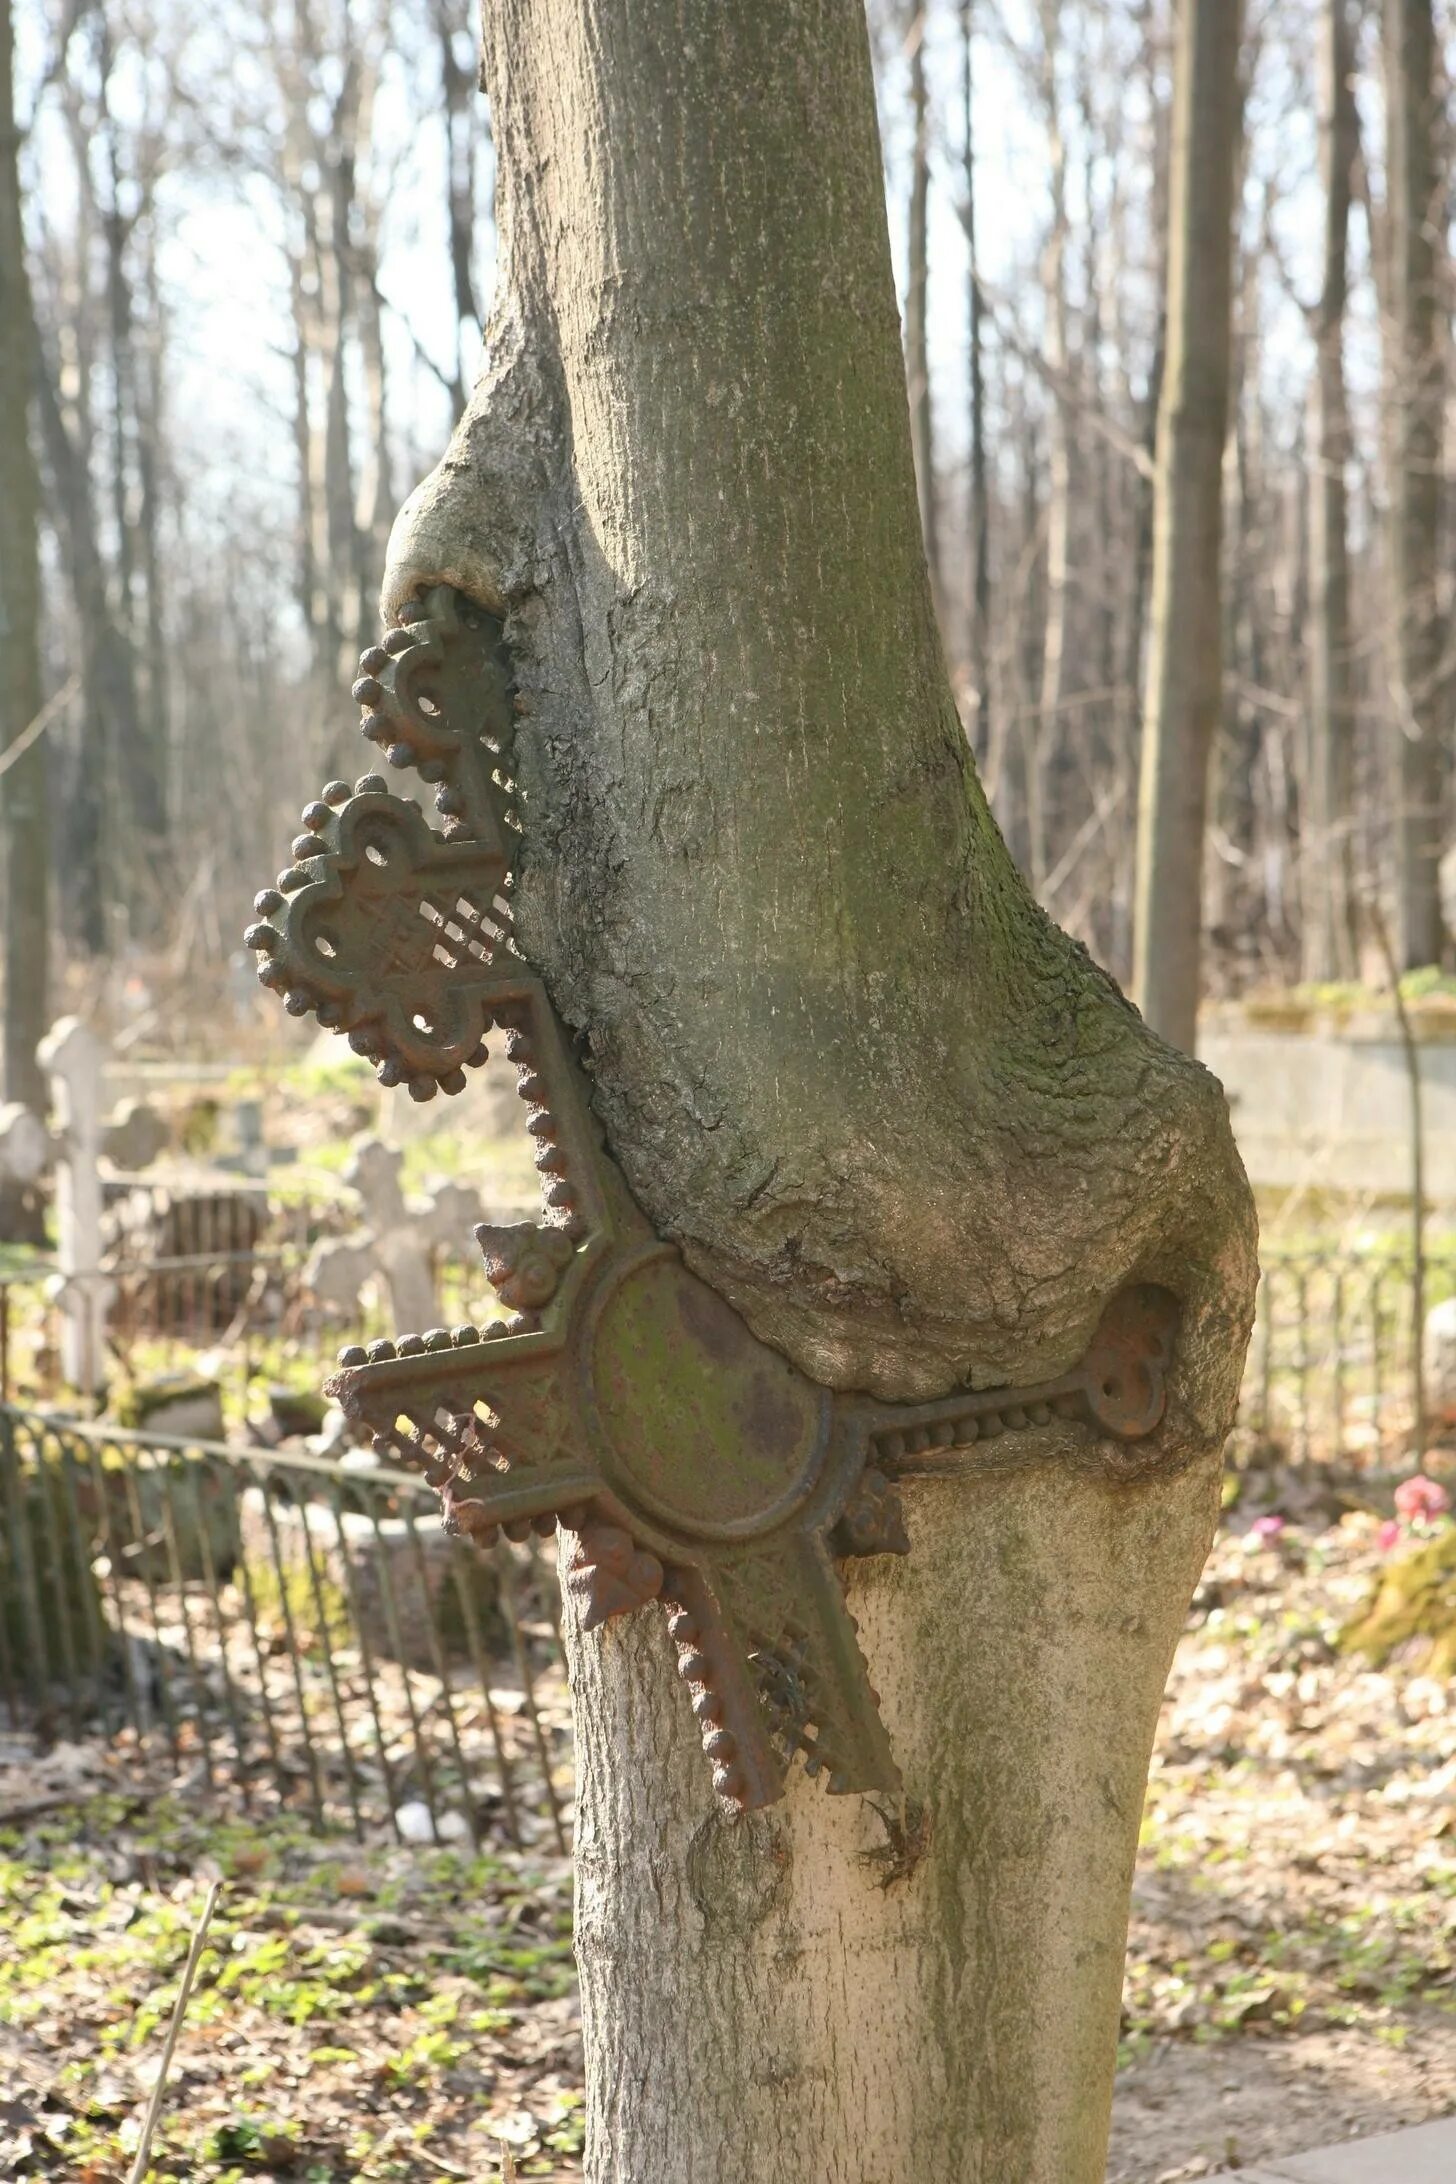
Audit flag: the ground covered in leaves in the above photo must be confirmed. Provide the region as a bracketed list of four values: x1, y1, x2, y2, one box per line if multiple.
[0, 1782, 579, 2181]
[3, 1505, 1455, 2182]
[1108, 1501, 1456, 2180]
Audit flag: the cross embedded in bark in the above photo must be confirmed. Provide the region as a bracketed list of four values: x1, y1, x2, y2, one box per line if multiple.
[245, 587, 1180, 1812]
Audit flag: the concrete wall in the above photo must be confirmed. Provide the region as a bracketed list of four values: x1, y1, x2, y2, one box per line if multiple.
[1199, 1009, 1456, 1202]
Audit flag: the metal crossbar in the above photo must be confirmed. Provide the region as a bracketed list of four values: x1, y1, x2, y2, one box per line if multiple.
[0, 1404, 571, 1851]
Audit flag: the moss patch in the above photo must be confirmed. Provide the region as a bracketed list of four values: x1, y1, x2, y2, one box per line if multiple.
[1340, 1526, 1456, 1676]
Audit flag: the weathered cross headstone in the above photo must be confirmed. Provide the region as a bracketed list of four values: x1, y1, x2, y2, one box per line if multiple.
[303, 1136, 481, 1334]
[0, 1019, 166, 1394]
[247, 590, 1179, 1807]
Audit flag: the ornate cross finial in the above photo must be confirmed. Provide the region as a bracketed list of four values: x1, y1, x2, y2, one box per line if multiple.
[246, 589, 1179, 1811]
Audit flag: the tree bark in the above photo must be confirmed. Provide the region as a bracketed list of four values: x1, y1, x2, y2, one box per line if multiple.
[1383, 0, 1446, 971]
[904, 9, 940, 611]
[0, 0, 49, 1215]
[97, 55, 168, 929]
[434, 0, 482, 419]
[1304, 0, 1359, 984]
[383, 1, 1258, 2174]
[1132, 0, 1244, 1053]
[1031, 0, 1071, 896]
[960, 0, 991, 767]
[33, 339, 134, 961]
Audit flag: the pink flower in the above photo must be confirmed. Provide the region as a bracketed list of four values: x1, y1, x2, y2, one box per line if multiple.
[1249, 1514, 1286, 1544]
[1394, 1475, 1451, 1524]
[1377, 1519, 1402, 1553]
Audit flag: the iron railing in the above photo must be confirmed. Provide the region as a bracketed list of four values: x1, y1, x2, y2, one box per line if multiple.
[0, 1404, 571, 1851]
[7, 1238, 1454, 1462]
[1242, 1244, 1456, 1461]
[0, 1174, 486, 1404]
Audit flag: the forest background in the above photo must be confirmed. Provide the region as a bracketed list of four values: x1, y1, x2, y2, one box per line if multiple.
[3, 0, 1452, 1092]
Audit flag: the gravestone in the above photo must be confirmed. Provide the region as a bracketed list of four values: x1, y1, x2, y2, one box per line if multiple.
[0, 1021, 167, 1395]
[303, 1137, 480, 1333]
[237, 1482, 498, 1669]
[1423, 1296, 1456, 1428]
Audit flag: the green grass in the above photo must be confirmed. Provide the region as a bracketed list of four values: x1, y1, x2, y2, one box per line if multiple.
[0, 1793, 577, 2181]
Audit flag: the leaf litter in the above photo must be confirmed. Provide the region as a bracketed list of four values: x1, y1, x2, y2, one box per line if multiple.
[3, 1506, 1455, 2180]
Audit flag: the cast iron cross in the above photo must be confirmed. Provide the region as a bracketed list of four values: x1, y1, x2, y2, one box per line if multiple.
[246, 587, 1178, 1811]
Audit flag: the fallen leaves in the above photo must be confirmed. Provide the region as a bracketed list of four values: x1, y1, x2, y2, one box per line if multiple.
[0, 1792, 579, 2181]
[5, 1504, 1456, 2182]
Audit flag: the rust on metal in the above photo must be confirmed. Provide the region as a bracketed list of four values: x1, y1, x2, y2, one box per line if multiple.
[246, 586, 1181, 1813]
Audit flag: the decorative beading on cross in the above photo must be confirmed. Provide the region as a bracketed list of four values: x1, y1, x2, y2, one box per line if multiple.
[245, 587, 1179, 1812]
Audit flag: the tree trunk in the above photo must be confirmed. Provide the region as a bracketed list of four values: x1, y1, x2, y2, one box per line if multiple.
[1111, 0, 1171, 987]
[98, 81, 168, 930]
[34, 337, 139, 960]
[0, 0, 49, 1238]
[1304, 0, 1359, 984]
[135, 237, 171, 848]
[1032, 0, 1071, 896]
[960, 0, 990, 766]
[1383, 0, 1446, 971]
[434, 0, 481, 419]
[382, 1, 1258, 2174]
[287, 251, 322, 652]
[904, 10, 939, 610]
[1132, 0, 1244, 1052]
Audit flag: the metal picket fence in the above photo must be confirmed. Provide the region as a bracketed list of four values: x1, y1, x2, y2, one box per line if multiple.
[1245, 1243, 1456, 1461]
[3, 1238, 1448, 1851]
[0, 1178, 486, 1405]
[0, 1404, 571, 1851]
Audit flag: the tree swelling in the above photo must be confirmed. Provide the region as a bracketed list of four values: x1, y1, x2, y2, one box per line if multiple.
[383, 0, 1258, 2175]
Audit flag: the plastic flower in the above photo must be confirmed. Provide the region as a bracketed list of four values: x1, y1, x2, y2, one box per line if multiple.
[1393, 1474, 1451, 1524]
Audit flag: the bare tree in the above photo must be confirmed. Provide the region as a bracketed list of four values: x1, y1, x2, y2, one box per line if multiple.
[383, 0, 1257, 2174]
[904, 6, 940, 604]
[1030, 0, 1071, 892]
[433, 0, 483, 417]
[959, 0, 990, 760]
[0, 0, 48, 1239]
[1132, 0, 1245, 1050]
[1382, 0, 1446, 970]
[1304, 0, 1360, 982]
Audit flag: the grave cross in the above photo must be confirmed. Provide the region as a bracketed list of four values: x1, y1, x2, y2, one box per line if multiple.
[246, 589, 1179, 1812]
[303, 1137, 481, 1335]
[0, 1019, 166, 1393]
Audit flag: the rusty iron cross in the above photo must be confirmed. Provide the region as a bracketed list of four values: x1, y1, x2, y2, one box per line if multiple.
[246, 588, 1179, 1812]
